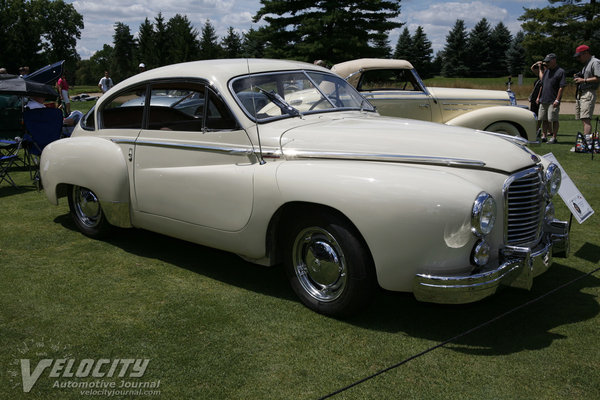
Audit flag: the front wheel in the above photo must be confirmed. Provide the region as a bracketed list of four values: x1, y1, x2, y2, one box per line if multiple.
[67, 185, 112, 239]
[485, 121, 522, 137]
[283, 212, 377, 317]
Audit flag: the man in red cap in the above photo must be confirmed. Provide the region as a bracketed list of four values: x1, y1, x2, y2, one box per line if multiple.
[573, 44, 600, 137]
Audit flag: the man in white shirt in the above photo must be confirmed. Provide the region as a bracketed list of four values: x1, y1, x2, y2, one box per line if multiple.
[98, 71, 113, 94]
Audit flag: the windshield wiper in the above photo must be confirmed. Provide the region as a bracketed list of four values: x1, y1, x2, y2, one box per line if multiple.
[255, 86, 301, 117]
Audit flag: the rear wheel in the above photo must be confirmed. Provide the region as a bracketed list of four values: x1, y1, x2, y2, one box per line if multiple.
[67, 185, 112, 239]
[283, 211, 377, 317]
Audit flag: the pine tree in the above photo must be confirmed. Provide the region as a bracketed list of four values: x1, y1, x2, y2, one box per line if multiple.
[441, 20, 469, 77]
[506, 31, 527, 76]
[489, 22, 512, 76]
[154, 13, 169, 67]
[411, 26, 433, 78]
[393, 27, 412, 60]
[519, 0, 600, 71]
[167, 14, 200, 63]
[241, 28, 264, 58]
[222, 27, 243, 58]
[254, 0, 402, 63]
[199, 19, 222, 60]
[111, 22, 136, 81]
[465, 18, 492, 77]
[137, 18, 156, 69]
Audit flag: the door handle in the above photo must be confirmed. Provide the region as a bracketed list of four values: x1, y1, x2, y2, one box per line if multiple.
[419, 104, 430, 108]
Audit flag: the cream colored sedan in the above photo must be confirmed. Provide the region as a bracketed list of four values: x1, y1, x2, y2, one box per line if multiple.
[332, 58, 538, 141]
[41, 59, 568, 316]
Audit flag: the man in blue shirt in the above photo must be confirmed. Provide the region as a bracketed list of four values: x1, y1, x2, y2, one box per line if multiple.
[536, 53, 567, 143]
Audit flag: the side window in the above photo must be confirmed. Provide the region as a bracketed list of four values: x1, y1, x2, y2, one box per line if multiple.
[81, 105, 95, 130]
[206, 89, 237, 130]
[100, 85, 146, 129]
[358, 69, 421, 91]
[147, 82, 205, 132]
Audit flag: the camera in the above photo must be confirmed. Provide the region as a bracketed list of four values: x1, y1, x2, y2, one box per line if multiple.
[574, 72, 584, 79]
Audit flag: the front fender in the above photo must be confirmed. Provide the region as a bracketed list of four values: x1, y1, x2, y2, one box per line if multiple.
[446, 106, 537, 141]
[40, 136, 132, 227]
[276, 160, 488, 292]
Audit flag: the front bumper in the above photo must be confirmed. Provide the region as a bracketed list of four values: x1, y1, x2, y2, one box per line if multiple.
[413, 219, 570, 304]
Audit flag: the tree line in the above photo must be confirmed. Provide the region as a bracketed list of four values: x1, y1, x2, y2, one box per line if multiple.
[1, 0, 598, 85]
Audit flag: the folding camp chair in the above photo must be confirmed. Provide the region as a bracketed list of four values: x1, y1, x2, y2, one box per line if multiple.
[0, 138, 21, 187]
[22, 108, 63, 188]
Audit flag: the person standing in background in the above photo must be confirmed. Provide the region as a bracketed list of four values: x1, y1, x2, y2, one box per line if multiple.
[98, 71, 113, 94]
[57, 72, 71, 114]
[573, 45, 600, 138]
[536, 53, 566, 143]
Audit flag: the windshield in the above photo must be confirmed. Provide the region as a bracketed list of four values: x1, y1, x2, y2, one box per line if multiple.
[230, 70, 375, 122]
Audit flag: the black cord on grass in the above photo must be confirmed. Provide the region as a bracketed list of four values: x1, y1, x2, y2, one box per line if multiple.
[318, 266, 600, 400]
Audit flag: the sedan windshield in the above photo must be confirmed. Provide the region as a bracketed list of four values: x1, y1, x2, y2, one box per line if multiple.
[230, 70, 375, 122]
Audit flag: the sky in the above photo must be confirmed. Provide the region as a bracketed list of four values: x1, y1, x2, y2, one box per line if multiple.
[67, 0, 549, 60]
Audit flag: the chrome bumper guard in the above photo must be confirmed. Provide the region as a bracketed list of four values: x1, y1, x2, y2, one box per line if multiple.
[413, 219, 570, 304]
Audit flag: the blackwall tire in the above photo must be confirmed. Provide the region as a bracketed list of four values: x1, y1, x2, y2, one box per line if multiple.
[283, 211, 377, 317]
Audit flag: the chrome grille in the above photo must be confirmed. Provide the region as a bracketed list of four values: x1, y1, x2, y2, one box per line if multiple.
[504, 167, 544, 246]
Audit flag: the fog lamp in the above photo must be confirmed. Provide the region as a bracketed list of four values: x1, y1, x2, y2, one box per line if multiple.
[471, 240, 491, 267]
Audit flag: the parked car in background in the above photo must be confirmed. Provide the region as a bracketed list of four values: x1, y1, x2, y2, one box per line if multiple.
[332, 58, 538, 141]
[41, 59, 568, 316]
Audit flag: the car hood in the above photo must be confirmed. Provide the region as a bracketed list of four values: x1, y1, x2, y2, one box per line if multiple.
[427, 87, 510, 102]
[279, 114, 537, 173]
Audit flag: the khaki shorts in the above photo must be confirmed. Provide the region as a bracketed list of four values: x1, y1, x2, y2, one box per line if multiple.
[576, 90, 596, 120]
[539, 103, 560, 122]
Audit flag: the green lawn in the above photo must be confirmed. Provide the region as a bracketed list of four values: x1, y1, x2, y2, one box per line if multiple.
[425, 76, 578, 102]
[1, 116, 599, 399]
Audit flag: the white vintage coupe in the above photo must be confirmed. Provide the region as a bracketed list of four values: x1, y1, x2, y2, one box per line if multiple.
[41, 59, 569, 316]
[332, 58, 538, 141]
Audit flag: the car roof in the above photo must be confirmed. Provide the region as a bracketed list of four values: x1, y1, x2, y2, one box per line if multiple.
[331, 58, 414, 79]
[112, 59, 328, 91]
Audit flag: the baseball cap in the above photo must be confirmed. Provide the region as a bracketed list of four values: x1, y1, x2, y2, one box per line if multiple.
[543, 53, 557, 62]
[574, 45, 590, 57]
[139, 63, 145, 68]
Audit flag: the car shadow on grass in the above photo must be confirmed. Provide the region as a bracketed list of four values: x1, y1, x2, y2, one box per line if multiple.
[54, 213, 600, 355]
[349, 260, 600, 356]
[53, 213, 297, 302]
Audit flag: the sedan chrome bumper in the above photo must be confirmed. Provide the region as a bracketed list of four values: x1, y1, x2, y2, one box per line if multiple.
[413, 219, 570, 304]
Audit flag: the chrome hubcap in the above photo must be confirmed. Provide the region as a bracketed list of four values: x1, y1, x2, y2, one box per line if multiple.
[73, 186, 101, 228]
[292, 227, 347, 302]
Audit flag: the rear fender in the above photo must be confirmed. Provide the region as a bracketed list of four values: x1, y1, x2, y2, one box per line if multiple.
[40, 136, 132, 227]
[446, 106, 536, 141]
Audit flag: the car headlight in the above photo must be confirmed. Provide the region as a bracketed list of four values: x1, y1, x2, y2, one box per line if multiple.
[545, 163, 561, 197]
[471, 192, 497, 236]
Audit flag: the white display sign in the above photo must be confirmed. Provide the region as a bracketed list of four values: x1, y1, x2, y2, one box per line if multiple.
[542, 153, 594, 224]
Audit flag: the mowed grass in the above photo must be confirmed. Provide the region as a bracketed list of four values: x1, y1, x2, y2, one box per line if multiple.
[425, 76, 579, 102]
[0, 116, 599, 399]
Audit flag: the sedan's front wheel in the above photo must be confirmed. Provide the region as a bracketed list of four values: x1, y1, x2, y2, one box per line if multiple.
[68, 185, 112, 239]
[283, 212, 377, 317]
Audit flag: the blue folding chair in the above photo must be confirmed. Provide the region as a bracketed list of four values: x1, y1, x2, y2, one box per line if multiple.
[22, 108, 63, 187]
[0, 138, 21, 187]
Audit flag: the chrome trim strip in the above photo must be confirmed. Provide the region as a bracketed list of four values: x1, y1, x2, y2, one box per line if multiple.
[440, 99, 508, 104]
[284, 149, 485, 167]
[361, 91, 429, 98]
[477, 130, 530, 145]
[111, 138, 253, 156]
